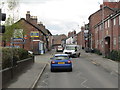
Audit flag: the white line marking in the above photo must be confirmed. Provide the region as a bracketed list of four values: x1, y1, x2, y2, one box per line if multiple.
[81, 79, 89, 88]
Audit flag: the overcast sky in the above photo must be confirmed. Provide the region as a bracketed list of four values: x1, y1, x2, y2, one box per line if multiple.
[2, 0, 106, 35]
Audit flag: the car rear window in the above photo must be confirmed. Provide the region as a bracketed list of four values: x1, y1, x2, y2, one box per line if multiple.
[54, 56, 69, 60]
[66, 46, 75, 50]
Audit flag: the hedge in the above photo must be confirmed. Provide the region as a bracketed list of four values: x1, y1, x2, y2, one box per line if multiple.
[94, 49, 102, 55]
[2, 47, 32, 69]
[108, 50, 120, 61]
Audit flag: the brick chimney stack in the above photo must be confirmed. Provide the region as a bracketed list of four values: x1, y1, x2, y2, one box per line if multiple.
[100, 1, 119, 9]
[31, 16, 37, 24]
[26, 11, 30, 21]
[73, 30, 76, 35]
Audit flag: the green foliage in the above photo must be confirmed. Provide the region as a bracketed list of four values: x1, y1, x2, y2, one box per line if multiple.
[2, 48, 32, 69]
[3, 23, 25, 42]
[16, 48, 29, 60]
[109, 50, 120, 61]
[2, 48, 12, 69]
[94, 49, 102, 55]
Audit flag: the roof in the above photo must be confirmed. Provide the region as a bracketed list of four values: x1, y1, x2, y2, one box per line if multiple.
[94, 9, 120, 28]
[17, 18, 52, 36]
[17, 18, 46, 35]
[89, 6, 116, 19]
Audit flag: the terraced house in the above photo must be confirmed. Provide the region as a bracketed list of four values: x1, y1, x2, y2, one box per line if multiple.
[88, 1, 120, 56]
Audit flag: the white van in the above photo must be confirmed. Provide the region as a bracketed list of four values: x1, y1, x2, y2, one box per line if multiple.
[63, 45, 80, 58]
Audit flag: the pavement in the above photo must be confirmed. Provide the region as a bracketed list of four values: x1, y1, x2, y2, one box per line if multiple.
[81, 49, 119, 75]
[5, 62, 47, 89]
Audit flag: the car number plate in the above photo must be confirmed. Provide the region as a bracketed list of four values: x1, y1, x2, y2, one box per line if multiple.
[58, 62, 65, 64]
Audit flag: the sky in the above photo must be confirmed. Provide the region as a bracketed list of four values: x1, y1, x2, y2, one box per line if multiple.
[1, 0, 108, 35]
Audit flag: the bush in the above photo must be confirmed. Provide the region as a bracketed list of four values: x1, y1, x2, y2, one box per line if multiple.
[2, 48, 32, 69]
[94, 49, 102, 55]
[2, 48, 12, 69]
[109, 50, 120, 61]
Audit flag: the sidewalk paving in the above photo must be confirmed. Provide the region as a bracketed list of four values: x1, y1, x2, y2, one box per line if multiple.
[5, 62, 46, 88]
[81, 50, 119, 75]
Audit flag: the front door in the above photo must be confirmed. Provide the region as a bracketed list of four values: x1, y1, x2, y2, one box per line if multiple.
[105, 37, 110, 57]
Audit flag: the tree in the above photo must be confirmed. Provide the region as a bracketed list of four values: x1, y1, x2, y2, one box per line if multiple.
[2, 0, 20, 46]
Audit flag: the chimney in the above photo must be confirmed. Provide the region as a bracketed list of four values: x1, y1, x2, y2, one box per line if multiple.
[81, 26, 85, 31]
[73, 30, 76, 35]
[118, 1, 120, 9]
[38, 22, 43, 26]
[26, 11, 30, 21]
[103, 1, 118, 9]
[31, 16, 37, 24]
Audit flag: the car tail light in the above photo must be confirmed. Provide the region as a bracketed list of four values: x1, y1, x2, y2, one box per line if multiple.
[51, 61, 55, 64]
[68, 60, 71, 64]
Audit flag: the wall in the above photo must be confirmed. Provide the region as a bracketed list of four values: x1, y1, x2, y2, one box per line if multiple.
[2, 57, 34, 88]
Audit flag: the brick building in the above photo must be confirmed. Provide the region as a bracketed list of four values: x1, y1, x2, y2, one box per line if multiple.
[3, 11, 52, 54]
[68, 30, 76, 37]
[76, 27, 85, 49]
[52, 34, 67, 48]
[65, 30, 77, 45]
[88, 1, 120, 55]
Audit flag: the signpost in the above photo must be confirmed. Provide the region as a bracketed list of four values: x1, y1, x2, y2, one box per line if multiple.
[11, 29, 25, 48]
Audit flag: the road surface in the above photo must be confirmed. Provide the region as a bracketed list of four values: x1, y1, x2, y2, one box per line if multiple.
[35, 50, 118, 88]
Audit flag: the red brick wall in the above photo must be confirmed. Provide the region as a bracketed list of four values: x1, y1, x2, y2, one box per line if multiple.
[53, 34, 67, 45]
[103, 2, 119, 9]
[13, 19, 44, 51]
[112, 16, 119, 50]
[76, 32, 81, 46]
[89, 6, 115, 50]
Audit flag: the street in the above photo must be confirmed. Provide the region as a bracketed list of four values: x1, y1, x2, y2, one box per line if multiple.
[34, 50, 118, 88]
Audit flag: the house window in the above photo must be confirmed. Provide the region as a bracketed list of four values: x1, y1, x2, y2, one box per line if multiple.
[119, 15, 120, 25]
[95, 27, 98, 33]
[108, 20, 110, 27]
[105, 21, 107, 29]
[113, 37, 116, 46]
[101, 41, 103, 48]
[101, 24, 104, 30]
[113, 18, 116, 25]
[119, 36, 120, 49]
[99, 25, 101, 30]
[96, 40, 98, 48]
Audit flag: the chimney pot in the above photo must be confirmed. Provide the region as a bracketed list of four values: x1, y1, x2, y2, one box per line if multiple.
[26, 11, 30, 21]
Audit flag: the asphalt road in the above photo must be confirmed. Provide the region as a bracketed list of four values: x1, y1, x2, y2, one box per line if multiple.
[35, 50, 118, 88]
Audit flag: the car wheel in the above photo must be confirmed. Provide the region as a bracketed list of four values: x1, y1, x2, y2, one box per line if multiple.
[51, 68, 54, 72]
[78, 53, 80, 57]
[69, 68, 72, 72]
[75, 54, 78, 58]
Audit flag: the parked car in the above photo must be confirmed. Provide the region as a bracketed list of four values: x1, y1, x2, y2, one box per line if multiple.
[50, 54, 72, 72]
[63, 44, 80, 58]
[56, 45, 64, 52]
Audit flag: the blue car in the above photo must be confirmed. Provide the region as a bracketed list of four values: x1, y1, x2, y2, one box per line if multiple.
[50, 54, 72, 72]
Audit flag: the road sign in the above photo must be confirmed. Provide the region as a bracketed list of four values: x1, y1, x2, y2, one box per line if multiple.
[13, 29, 23, 38]
[12, 38, 25, 44]
[30, 31, 39, 37]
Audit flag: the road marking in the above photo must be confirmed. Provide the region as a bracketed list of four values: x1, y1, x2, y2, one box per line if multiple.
[92, 61, 97, 65]
[81, 79, 89, 88]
